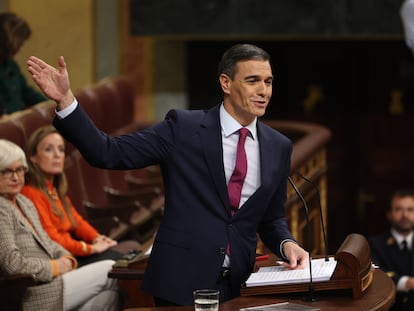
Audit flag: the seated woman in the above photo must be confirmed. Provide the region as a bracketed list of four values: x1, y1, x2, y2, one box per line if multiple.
[0, 139, 120, 311]
[21, 125, 139, 266]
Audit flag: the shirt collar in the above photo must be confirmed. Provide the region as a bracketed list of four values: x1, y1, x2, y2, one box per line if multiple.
[219, 103, 257, 139]
[391, 228, 414, 247]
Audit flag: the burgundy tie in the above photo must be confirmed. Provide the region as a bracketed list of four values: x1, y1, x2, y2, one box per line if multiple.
[227, 128, 249, 255]
[228, 127, 249, 215]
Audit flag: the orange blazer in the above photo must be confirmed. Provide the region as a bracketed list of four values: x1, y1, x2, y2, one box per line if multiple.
[21, 182, 98, 256]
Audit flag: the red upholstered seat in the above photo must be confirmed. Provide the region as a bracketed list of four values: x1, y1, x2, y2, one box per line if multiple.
[0, 121, 26, 148]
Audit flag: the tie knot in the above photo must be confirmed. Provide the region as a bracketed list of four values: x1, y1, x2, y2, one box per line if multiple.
[239, 127, 249, 141]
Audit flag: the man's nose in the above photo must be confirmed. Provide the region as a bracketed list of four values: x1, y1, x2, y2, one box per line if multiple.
[256, 82, 267, 95]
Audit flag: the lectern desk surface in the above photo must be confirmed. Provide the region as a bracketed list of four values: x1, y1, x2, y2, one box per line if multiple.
[124, 269, 394, 311]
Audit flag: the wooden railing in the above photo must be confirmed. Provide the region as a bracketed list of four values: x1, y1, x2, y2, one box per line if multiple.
[262, 120, 332, 256]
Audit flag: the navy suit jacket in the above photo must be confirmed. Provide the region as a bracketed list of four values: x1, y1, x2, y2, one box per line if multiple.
[54, 103, 295, 305]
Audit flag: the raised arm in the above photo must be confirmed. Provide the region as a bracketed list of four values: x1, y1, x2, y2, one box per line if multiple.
[27, 56, 74, 110]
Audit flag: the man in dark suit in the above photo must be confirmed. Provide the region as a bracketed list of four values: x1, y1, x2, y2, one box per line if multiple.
[368, 189, 414, 311]
[27, 43, 308, 306]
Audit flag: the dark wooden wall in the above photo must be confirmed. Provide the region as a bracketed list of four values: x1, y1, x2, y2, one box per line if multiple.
[129, 0, 405, 36]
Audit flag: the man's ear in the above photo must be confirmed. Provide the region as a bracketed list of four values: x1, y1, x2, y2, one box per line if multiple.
[219, 73, 231, 94]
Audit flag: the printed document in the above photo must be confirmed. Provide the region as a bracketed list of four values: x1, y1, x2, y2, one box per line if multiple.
[245, 257, 337, 287]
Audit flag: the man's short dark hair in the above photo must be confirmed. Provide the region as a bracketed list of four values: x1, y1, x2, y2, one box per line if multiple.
[388, 188, 414, 210]
[218, 43, 270, 80]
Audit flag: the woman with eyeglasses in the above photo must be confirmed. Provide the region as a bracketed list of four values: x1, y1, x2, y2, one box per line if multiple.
[21, 125, 139, 267]
[0, 139, 121, 311]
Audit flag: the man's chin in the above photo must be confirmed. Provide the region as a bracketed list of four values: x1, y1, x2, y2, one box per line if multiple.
[254, 108, 267, 117]
[394, 225, 414, 234]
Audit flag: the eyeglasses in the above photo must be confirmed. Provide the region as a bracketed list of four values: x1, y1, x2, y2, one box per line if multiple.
[0, 166, 28, 178]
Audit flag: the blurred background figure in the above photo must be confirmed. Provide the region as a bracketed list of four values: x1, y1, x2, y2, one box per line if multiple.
[0, 11, 46, 119]
[368, 189, 414, 311]
[22, 126, 140, 267]
[401, 0, 414, 55]
[0, 139, 121, 311]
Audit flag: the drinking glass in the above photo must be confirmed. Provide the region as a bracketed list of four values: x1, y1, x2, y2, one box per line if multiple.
[193, 289, 219, 311]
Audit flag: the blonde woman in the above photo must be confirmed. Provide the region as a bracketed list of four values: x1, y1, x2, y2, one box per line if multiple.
[22, 125, 139, 266]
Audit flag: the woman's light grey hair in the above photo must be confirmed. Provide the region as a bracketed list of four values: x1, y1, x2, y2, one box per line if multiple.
[0, 139, 28, 170]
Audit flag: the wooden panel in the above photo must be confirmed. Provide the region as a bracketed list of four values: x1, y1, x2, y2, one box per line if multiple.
[11, 0, 95, 92]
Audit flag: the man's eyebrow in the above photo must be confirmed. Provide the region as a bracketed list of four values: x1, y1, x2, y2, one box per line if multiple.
[244, 75, 273, 80]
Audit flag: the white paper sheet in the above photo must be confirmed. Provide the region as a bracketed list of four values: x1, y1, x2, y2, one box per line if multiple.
[245, 257, 337, 287]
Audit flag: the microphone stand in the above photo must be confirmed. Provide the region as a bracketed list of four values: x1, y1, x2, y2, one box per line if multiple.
[288, 177, 318, 302]
[294, 171, 329, 262]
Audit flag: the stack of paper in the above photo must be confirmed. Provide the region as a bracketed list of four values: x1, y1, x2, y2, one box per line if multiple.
[245, 257, 337, 287]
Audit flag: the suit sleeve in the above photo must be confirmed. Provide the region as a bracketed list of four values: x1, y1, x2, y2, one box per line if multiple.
[257, 139, 295, 258]
[53, 104, 173, 170]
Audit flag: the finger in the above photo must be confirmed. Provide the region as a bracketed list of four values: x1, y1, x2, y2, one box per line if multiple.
[296, 258, 307, 269]
[288, 259, 298, 269]
[58, 56, 66, 70]
[28, 56, 48, 68]
[27, 59, 43, 74]
[27, 64, 40, 77]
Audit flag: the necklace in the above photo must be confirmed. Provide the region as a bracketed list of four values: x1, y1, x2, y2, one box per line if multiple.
[48, 187, 59, 200]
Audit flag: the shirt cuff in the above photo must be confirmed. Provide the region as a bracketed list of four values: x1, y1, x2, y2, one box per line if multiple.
[55, 98, 78, 119]
[397, 276, 410, 292]
[50, 260, 59, 277]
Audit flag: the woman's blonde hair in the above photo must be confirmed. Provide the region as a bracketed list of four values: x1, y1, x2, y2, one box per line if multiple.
[25, 125, 76, 225]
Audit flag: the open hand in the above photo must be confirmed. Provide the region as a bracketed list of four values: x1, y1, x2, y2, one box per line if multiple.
[27, 56, 74, 109]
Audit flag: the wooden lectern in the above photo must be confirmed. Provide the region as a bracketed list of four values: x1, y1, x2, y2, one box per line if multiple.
[241, 233, 374, 298]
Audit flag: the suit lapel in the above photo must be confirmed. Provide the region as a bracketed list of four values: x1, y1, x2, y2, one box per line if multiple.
[10, 197, 36, 234]
[229, 122, 277, 214]
[257, 122, 274, 190]
[236, 122, 272, 210]
[410, 239, 414, 275]
[198, 110, 280, 215]
[385, 231, 413, 274]
[199, 106, 230, 213]
[15, 196, 54, 257]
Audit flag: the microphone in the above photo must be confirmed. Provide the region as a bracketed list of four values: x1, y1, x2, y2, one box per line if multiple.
[293, 171, 329, 262]
[287, 176, 317, 302]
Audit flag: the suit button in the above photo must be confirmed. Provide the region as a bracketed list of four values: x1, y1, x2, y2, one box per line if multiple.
[219, 248, 226, 254]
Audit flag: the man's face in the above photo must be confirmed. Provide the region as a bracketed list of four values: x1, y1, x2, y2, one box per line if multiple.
[387, 196, 414, 234]
[220, 60, 273, 126]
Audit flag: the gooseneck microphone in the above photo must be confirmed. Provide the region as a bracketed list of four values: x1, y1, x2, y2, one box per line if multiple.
[293, 171, 329, 262]
[287, 176, 318, 302]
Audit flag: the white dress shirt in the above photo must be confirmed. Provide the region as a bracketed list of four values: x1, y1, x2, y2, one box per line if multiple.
[391, 228, 414, 292]
[220, 104, 261, 207]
